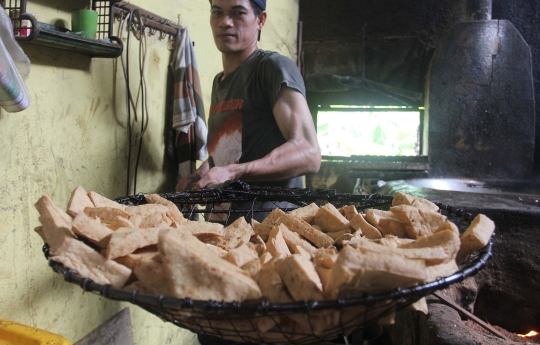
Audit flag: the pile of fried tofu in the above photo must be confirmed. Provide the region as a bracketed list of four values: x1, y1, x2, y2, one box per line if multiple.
[34, 187, 495, 336]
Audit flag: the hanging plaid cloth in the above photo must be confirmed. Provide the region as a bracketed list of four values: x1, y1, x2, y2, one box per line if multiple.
[169, 27, 208, 179]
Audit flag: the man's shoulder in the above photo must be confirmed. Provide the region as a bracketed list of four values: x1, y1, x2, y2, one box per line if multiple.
[255, 50, 297, 70]
[256, 49, 291, 62]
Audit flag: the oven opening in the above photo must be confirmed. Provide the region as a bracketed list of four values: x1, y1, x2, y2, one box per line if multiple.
[316, 105, 424, 159]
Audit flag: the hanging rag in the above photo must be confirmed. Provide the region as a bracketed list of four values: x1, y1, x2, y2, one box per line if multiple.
[169, 27, 208, 179]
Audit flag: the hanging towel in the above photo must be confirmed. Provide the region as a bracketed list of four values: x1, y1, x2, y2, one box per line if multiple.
[169, 28, 208, 179]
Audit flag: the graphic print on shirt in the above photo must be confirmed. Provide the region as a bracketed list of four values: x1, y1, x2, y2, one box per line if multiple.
[208, 99, 243, 167]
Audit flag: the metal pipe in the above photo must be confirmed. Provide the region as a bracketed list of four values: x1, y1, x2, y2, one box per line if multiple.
[113, 1, 183, 37]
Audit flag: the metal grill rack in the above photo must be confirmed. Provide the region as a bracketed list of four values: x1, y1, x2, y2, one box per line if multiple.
[1, 0, 36, 41]
[44, 183, 493, 344]
[93, 0, 116, 41]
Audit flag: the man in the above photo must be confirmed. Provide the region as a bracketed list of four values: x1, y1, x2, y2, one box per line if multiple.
[176, 0, 321, 193]
[182, 3, 320, 343]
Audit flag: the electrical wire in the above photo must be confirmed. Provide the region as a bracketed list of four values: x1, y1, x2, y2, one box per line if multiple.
[117, 9, 150, 195]
[133, 10, 148, 195]
[125, 10, 134, 195]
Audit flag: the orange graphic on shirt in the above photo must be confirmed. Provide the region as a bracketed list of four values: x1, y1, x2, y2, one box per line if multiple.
[208, 102, 243, 166]
[210, 99, 244, 114]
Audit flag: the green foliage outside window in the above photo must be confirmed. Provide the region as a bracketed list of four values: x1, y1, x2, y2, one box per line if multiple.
[317, 110, 420, 157]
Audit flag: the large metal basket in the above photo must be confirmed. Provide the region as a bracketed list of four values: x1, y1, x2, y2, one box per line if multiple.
[44, 182, 492, 344]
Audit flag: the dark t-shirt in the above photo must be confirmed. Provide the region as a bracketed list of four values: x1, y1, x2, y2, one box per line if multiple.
[207, 49, 307, 188]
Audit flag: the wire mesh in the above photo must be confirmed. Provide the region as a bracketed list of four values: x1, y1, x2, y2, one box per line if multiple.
[2, 0, 31, 37]
[44, 183, 492, 344]
[92, 0, 111, 40]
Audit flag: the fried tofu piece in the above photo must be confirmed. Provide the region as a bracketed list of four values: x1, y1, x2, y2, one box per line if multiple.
[204, 243, 228, 258]
[72, 211, 114, 248]
[114, 246, 159, 270]
[175, 220, 225, 236]
[325, 246, 426, 299]
[425, 260, 459, 282]
[224, 241, 259, 267]
[266, 224, 292, 257]
[125, 204, 172, 228]
[390, 205, 447, 239]
[106, 226, 166, 260]
[280, 224, 317, 257]
[250, 234, 267, 256]
[339, 205, 359, 221]
[144, 193, 185, 225]
[377, 236, 400, 248]
[399, 229, 461, 261]
[34, 195, 76, 254]
[159, 228, 262, 302]
[107, 216, 135, 230]
[35, 195, 73, 229]
[325, 229, 352, 241]
[333, 233, 355, 247]
[280, 214, 334, 248]
[289, 203, 319, 224]
[312, 203, 350, 232]
[83, 206, 130, 224]
[349, 213, 382, 239]
[368, 235, 404, 247]
[224, 217, 255, 250]
[409, 298, 429, 315]
[346, 237, 451, 266]
[193, 233, 228, 249]
[259, 256, 295, 303]
[241, 258, 262, 282]
[313, 248, 338, 269]
[392, 191, 439, 212]
[434, 219, 460, 235]
[286, 240, 311, 260]
[126, 253, 168, 295]
[253, 208, 286, 241]
[259, 251, 273, 266]
[50, 237, 132, 288]
[315, 266, 332, 293]
[88, 191, 126, 210]
[456, 214, 495, 263]
[66, 186, 95, 217]
[254, 316, 279, 335]
[275, 255, 324, 301]
[365, 209, 407, 238]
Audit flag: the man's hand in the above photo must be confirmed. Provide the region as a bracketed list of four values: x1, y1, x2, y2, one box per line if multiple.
[175, 173, 201, 192]
[175, 160, 211, 191]
[195, 165, 238, 189]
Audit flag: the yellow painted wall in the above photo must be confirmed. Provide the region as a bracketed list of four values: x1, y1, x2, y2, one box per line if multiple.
[0, 0, 299, 344]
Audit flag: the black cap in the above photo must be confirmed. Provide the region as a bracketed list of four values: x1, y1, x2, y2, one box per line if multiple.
[250, 0, 266, 10]
[209, 0, 266, 11]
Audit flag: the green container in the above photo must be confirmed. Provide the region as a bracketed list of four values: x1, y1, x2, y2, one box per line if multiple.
[71, 9, 98, 39]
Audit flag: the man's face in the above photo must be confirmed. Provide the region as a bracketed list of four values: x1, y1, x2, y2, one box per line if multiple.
[210, 0, 266, 55]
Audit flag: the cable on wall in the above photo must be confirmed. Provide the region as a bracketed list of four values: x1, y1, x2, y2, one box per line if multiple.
[117, 9, 150, 195]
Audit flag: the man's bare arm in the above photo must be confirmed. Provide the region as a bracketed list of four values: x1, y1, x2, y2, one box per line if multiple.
[196, 86, 321, 188]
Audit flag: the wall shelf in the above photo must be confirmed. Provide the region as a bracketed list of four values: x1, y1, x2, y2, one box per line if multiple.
[1, 0, 123, 58]
[31, 20, 123, 58]
[2, 0, 182, 58]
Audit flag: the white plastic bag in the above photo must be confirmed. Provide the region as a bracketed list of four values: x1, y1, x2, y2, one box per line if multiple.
[0, 8, 31, 112]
